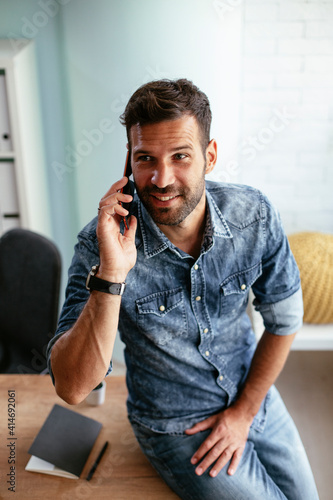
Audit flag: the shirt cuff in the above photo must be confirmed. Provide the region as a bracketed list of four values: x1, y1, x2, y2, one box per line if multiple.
[253, 287, 304, 335]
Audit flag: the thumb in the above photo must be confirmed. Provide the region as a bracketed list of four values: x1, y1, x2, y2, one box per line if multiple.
[185, 416, 215, 435]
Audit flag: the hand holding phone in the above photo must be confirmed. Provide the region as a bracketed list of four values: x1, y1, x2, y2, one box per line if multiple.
[120, 152, 134, 229]
[96, 160, 137, 281]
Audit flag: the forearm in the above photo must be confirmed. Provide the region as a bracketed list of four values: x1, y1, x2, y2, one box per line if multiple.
[232, 330, 296, 421]
[51, 291, 122, 405]
[51, 177, 137, 405]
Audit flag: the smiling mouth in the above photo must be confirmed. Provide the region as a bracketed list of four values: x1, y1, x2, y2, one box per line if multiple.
[152, 195, 179, 202]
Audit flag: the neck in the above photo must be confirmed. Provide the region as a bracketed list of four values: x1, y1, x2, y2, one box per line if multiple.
[157, 196, 207, 260]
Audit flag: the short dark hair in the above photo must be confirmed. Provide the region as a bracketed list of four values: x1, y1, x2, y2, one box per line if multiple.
[120, 78, 212, 152]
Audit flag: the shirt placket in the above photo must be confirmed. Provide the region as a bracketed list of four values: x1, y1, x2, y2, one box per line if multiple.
[190, 256, 236, 400]
[191, 259, 214, 363]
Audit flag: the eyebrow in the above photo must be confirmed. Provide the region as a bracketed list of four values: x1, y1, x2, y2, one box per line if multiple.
[133, 145, 194, 156]
[171, 145, 194, 152]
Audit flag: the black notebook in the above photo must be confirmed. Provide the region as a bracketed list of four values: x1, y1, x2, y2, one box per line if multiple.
[26, 404, 102, 479]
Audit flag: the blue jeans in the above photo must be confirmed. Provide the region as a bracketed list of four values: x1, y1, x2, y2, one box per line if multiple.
[130, 387, 319, 500]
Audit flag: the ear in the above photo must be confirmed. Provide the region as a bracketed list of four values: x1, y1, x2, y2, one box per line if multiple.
[205, 139, 217, 175]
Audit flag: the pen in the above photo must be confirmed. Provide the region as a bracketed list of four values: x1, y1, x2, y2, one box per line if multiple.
[86, 441, 109, 481]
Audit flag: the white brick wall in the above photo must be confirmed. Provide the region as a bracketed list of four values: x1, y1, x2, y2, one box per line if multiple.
[238, 0, 333, 235]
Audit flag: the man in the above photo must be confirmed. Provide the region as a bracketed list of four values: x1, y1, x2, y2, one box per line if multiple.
[47, 79, 319, 499]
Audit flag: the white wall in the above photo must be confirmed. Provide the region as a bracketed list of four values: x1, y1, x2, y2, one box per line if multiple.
[59, 0, 242, 229]
[237, 1, 333, 235]
[59, 0, 333, 235]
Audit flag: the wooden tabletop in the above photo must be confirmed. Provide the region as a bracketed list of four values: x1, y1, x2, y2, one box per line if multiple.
[0, 374, 178, 499]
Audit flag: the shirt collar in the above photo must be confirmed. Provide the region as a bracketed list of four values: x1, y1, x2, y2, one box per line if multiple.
[137, 185, 233, 259]
[205, 189, 233, 239]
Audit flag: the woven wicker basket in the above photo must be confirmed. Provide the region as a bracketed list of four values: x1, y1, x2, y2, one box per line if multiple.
[288, 232, 333, 324]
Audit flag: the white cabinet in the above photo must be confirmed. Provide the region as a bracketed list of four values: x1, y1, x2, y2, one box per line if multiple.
[0, 160, 20, 233]
[0, 71, 12, 151]
[0, 39, 51, 237]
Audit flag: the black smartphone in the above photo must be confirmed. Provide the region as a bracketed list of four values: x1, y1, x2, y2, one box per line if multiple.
[121, 152, 134, 228]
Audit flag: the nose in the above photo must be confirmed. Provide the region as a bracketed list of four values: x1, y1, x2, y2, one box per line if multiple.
[151, 160, 175, 188]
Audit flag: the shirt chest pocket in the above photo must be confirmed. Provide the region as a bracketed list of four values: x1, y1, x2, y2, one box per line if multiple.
[219, 262, 262, 317]
[136, 287, 187, 346]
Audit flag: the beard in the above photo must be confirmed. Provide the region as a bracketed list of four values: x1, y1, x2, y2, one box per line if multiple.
[134, 169, 206, 226]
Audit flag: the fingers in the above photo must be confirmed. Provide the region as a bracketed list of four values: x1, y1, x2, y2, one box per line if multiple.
[186, 412, 248, 478]
[190, 432, 218, 468]
[192, 439, 244, 478]
[185, 417, 214, 435]
[194, 442, 230, 477]
[211, 447, 243, 477]
[98, 177, 133, 219]
[98, 193, 133, 216]
[227, 450, 243, 476]
[98, 201, 129, 219]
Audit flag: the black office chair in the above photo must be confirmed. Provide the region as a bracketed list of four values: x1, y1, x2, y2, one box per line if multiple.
[0, 228, 61, 373]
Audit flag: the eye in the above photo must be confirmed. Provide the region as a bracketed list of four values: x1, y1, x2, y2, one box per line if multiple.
[138, 155, 152, 162]
[174, 153, 187, 160]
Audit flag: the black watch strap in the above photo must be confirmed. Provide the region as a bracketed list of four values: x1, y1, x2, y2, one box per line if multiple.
[86, 265, 126, 295]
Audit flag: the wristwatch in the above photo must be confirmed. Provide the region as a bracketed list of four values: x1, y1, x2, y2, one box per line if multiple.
[86, 265, 126, 295]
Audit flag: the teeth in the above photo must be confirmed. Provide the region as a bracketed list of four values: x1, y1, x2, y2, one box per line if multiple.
[156, 196, 176, 201]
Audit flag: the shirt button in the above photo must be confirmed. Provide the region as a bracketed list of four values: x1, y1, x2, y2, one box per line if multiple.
[196, 296, 201, 301]
[159, 305, 165, 312]
[194, 264, 199, 270]
[205, 350, 210, 357]
[241, 284, 246, 290]
[203, 328, 208, 334]
[219, 375, 224, 381]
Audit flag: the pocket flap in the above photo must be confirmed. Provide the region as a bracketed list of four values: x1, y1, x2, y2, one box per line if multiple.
[220, 262, 262, 296]
[136, 288, 183, 316]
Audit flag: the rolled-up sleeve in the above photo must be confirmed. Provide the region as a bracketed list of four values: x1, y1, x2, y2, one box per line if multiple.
[253, 286, 303, 335]
[251, 194, 303, 335]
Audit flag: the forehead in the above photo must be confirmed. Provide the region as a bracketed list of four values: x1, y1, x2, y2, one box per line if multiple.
[130, 115, 201, 152]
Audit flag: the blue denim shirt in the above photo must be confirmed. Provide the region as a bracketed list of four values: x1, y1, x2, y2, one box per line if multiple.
[47, 181, 303, 435]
